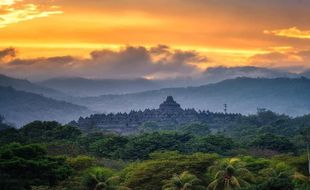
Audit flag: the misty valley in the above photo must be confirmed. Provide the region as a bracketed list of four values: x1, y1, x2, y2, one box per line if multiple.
[1, 71, 310, 190]
[1, 1, 310, 188]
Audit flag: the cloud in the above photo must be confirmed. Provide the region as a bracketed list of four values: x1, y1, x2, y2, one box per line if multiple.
[0, 0, 21, 6]
[264, 27, 310, 39]
[248, 50, 310, 72]
[0, 0, 63, 28]
[0, 47, 16, 62]
[0, 45, 207, 80]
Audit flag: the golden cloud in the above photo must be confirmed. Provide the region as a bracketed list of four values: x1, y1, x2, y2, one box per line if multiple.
[248, 49, 310, 72]
[0, 0, 21, 6]
[264, 27, 310, 39]
[0, 0, 63, 28]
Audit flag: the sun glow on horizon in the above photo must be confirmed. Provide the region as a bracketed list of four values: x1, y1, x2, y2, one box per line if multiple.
[264, 27, 310, 39]
[0, 0, 63, 28]
[0, 0, 310, 79]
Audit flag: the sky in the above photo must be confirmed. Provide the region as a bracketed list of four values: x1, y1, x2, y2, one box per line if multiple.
[0, 0, 310, 80]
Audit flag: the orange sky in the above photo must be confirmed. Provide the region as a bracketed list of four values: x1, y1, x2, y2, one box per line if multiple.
[0, 0, 310, 79]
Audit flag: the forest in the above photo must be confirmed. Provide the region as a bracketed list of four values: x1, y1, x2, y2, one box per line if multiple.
[0, 110, 309, 190]
[1, 0, 309, 189]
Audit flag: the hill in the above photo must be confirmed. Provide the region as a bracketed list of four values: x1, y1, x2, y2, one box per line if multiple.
[0, 74, 66, 99]
[38, 66, 298, 96]
[73, 77, 310, 116]
[0, 86, 89, 126]
[202, 66, 297, 83]
[38, 77, 161, 96]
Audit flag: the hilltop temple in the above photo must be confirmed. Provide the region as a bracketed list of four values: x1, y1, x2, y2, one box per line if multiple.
[73, 96, 241, 134]
[159, 96, 182, 111]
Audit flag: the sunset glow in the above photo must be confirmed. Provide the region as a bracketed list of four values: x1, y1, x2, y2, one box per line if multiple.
[0, 0, 310, 79]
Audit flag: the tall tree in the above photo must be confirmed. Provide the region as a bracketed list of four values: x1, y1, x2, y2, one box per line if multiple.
[301, 127, 310, 179]
[83, 167, 130, 190]
[207, 158, 255, 190]
[162, 171, 204, 190]
[292, 126, 310, 189]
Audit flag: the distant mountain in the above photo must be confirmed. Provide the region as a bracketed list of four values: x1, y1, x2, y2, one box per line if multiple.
[301, 70, 310, 78]
[0, 74, 66, 99]
[201, 66, 297, 83]
[72, 77, 310, 116]
[38, 67, 300, 96]
[0, 86, 89, 126]
[38, 77, 161, 96]
[0, 115, 12, 131]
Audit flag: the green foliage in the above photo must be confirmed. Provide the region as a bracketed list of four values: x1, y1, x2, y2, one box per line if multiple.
[0, 121, 82, 148]
[180, 123, 211, 136]
[0, 143, 72, 190]
[162, 171, 205, 190]
[78, 132, 109, 151]
[207, 158, 255, 190]
[240, 156, 270, 173]
[120, 132, 192, 160]
[121, 152, 217, 190]
[20, 121, 81, 143]
[240, 176, 294, 190]
[292, 172, 310, 190]
[139, 121, 160, 133]
[80, 132, 236, 160]
[46, 142, 86, 157]
[0, 128, 24, 145]
[185, 135, 235, 155]
[67, 155, 95, 171]
[250, 134, 295, 153]
[1, 115, 310, 190]
[89, 135, 128, 159]
[82, 167, 129, 190]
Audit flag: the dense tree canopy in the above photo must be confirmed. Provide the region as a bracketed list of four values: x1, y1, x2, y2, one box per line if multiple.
[250, 134, 295, 153]
[0, 110, 310, 190]
[0, 143, 72, 190]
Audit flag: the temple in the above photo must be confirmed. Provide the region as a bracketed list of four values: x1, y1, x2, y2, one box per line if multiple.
[159, 96, 182, 111]
[73, 96, 241, 134]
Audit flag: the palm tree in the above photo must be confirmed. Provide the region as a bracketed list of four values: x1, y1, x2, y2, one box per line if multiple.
[207, 158, 255, 190]
[292, 172, 310, 190]
[162, 171, 205, 190]
[292, 126, 310, 189]
[83, 167, 131, 190]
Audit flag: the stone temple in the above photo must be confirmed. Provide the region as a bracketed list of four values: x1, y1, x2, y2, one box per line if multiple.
[159, 96, 182, 111]
[73, 96, 240, 134]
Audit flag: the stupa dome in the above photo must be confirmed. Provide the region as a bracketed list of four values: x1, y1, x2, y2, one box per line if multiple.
[159, 96, 181, 111]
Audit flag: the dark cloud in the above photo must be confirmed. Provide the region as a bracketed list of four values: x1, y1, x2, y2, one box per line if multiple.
[150, 44, 170, 55]
[0, 48, 16, 61]
[9, 56, 76, 66]
[46, 56, 76, 64]
[0, 45, 207, 80]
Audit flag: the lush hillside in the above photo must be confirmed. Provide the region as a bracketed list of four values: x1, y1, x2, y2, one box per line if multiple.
[0, 86, 89, 126]
[0, 118, 309, 190]
[73, 77, 310, 116]
[0, 74, 67, 99]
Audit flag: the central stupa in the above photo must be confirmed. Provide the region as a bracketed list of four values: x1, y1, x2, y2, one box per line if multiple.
[159, 96, 182, 112]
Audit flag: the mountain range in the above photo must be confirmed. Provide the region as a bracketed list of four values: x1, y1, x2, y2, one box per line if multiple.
[2, 66, 310, 126]
[38, 77, 161, 97]
[72, 77, 310, 116]
[0, 86, 89, 127]
[0, 74, 66, 99]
